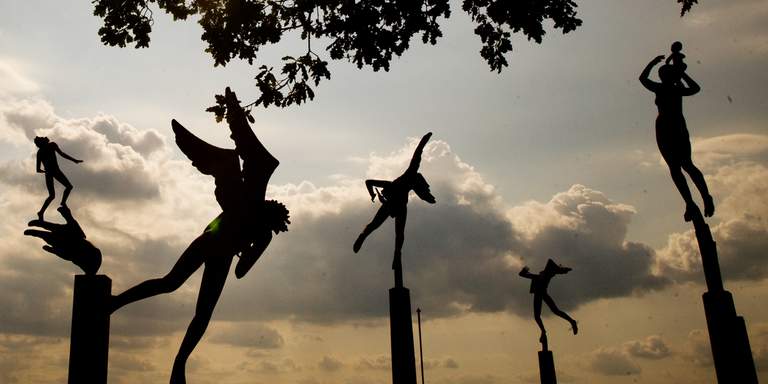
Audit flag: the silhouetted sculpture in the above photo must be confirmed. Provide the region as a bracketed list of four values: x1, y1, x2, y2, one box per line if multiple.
[353, 132, 435, 286]
[24, 206, 110, 384]
[519, 259, 578, 347]
[110, 88, 290, 384]
[665, 41, 687, 75]
[34, 136, 82, 220]
[639, 51, 714, 221]
[24, 206, 102, 275]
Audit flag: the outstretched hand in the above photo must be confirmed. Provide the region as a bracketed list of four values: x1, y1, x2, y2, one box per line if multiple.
[651, 55, 665, 65]
[24, 206, 102, 275]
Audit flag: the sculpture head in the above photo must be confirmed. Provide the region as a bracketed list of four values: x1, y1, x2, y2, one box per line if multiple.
[658, 64, 679, 85]
[412, 172, 436, 204]
[33, 136, 49, 148]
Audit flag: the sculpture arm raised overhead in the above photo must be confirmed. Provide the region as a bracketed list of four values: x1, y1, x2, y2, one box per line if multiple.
[405, 132, 433, 175]
[639, 55, 664, 92]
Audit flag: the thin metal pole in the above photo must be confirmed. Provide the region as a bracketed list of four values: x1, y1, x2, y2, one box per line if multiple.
[417, 307, 425, 384]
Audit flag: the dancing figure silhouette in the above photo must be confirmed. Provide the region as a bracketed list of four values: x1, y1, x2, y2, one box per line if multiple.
[520, 259, 578, 346]
[353, 132, 435, 276]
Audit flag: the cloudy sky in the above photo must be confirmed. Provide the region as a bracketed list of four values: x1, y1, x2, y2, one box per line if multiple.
[1, 0, 767, 383]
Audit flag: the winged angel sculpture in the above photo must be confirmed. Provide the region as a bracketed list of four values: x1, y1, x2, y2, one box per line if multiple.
[111, 88, 289, 383]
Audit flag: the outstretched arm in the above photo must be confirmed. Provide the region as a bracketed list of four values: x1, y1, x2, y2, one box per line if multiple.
[519, 266, 536, 279]
[55, 145, 82, 164]
[679, 72, 701, 96]
[405, 132, 433, 174]
[365, 179, 391, 201]
[639, 55, 664, 92]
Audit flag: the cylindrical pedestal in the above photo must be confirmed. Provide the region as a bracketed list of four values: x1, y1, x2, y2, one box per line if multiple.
[389, 286, 417, 384]
[538, 350, 557, 384]
[69, 274, 111, 384]
[703, 290, 758, 384]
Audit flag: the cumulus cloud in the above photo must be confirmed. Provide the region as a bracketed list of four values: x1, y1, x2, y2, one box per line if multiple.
[656, 134, 768, 283]
[624, 335, 672, 359]
[589, 347, 641, 376]
[0, 98, 167, 201]
[684, 329, 714, 367]
[216, 141, 667, 324]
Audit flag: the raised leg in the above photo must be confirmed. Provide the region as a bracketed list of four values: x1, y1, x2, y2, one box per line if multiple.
[169, 255, 233, 384]
[353, 205, 390, 253]
[111, 234, 209, 313]
[543, 294, 577, 334]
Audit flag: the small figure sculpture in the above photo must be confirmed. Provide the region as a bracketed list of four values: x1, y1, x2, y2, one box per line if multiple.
[352, 132, 436, 275]
[639, 49, 714, 221]
[665, 41, 687, 75]
[519, 259, 578, 347]
[24, 206, 102, 275]
[110, 88, 289, 384]
[34, 136, 83, 220]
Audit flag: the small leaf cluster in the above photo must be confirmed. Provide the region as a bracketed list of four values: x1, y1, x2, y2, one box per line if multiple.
[206, 92, 256, 123]
[678, 0, 698, 16]
[92, 0, 697, 107]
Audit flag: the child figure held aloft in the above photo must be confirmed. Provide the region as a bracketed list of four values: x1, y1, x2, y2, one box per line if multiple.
[665, 41, 687, 76]
[519, 259, 578, 345]
[353, 132, 436, 274]
[34, 136, 83, 220]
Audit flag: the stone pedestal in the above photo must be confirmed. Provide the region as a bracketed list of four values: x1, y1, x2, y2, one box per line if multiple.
[389, 286, 417, 384]
[703, 290, 758, 384]
[537, 349, 557, 384]
[689, 215, 757, 383]
[69, 275, 111, 384]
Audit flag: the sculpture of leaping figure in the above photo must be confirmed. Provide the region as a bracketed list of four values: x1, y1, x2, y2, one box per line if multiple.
[34, 136, 82, 220]
[639, 50, 714, 221]
[519, 259, 578, 347]
[110, 88, 290, 384]
[353, 132, 436, 282]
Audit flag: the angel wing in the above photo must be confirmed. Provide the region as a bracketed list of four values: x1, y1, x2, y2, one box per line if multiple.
[172, 119, 243, 212]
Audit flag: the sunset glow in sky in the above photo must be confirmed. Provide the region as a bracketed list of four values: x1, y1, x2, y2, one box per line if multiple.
[1, 1, 768, 383]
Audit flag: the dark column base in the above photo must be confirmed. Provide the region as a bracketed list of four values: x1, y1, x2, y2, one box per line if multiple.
[703, 290, 758, 384]
[389, 286, 417, 384]
[69, 275, 111, 384]
[537, 349, 557, 384]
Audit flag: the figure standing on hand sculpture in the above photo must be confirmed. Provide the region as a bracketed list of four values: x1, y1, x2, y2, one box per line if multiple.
[520, 259, 578, 347]
[110, 88, 290, 384]
[353, 132, 436, 275]
[34, 136, 83, 220]
[639, 46, 714, 221]
[24, 206, 102, 275]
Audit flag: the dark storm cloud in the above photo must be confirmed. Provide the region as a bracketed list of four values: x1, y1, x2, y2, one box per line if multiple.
[215, 142, 667, 324]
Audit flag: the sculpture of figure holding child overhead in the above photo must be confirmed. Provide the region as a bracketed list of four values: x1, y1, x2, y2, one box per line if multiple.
[639, 42, 714, 222]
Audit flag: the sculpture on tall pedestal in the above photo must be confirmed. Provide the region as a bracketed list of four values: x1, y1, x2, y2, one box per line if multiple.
[519, 259, 578, 384]
[25, 206, 109, 384]
[353, 132, 435, 384]
[640, 45, 757, 383]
